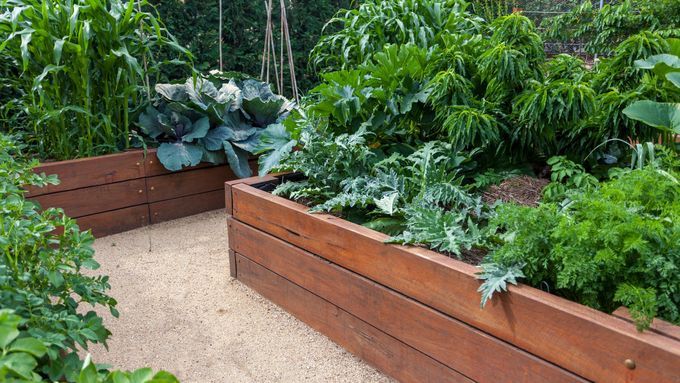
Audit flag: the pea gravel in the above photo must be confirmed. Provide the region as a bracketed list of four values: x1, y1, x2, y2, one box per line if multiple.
[86, 210, 391, 383]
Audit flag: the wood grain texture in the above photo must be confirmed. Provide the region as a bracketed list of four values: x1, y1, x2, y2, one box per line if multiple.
[149, 190, 224, 224]
[147, 166, 235, 203]
[31, 179, 148, 218]
[235, 253, 475, 383]
[230, 219, 585, 383]
[27, 151, 146, 196]
[613, 307, 680, 342]
[230, 183, 680, 383]
[225, 174, 278, 215]
[76, 205, 149, 238]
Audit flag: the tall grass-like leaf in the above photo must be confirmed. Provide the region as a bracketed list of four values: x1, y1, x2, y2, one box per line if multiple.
[0, 0, 191, 160]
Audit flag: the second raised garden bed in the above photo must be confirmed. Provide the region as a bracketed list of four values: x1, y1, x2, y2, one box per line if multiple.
[225, 175, 680, 383]
[27, 149, 255, 237]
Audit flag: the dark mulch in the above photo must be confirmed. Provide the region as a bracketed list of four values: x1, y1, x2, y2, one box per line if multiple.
[483, 176, 550, 207]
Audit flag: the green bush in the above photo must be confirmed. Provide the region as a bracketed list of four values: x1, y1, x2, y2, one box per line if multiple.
[482, 167, 680, 330]
[0, 134, 179, 381]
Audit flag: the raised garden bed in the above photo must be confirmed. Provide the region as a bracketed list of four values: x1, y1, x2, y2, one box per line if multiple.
[225, 175, 680, 383]
[26, 149, 255, 237]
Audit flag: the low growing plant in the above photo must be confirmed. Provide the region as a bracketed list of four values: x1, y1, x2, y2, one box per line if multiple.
[480, 167, 680, 330]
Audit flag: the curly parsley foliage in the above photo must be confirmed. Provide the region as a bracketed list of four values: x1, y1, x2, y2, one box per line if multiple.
[482, 168, 680, 330]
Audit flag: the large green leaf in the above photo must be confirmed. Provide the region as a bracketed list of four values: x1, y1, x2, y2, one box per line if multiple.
[0, 311, 20, 349]
[223, 142, 253, 179]
[623, 100, 680, 134]
[250, 124, 297, 176]
[137, 106, 165, 139]
[666, 72, 680, 89]
[156, 142, 203, 171]
[155, 83, 188, 102]
[186, 77, 218, 110]
[182, 116, 210, 142]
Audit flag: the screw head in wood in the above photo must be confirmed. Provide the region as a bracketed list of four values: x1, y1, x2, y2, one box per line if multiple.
[150, 186, 155, 191]
[138, 189, 143, 194]
[624, 359, 636, 370]
[136, 162, 141, 166]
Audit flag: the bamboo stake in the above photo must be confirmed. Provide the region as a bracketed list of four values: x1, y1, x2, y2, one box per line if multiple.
[219, 0, 223, 71]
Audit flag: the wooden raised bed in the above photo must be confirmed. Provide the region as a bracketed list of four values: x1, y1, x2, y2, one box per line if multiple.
[26, 149, 255, 237]
[225, 175, 680, 383]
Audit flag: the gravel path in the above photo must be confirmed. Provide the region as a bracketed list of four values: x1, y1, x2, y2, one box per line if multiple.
[87, 210, 390, 383]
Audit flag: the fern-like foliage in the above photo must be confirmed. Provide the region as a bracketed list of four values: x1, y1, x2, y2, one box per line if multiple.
[388, 203, 483, 257]
[484, 167, 680, 330]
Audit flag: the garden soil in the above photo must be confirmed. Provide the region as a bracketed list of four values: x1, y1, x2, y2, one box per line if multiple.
[86, 210, 391, 383]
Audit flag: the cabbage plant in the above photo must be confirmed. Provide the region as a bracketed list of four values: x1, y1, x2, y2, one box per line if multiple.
[138, 76, 294, 177]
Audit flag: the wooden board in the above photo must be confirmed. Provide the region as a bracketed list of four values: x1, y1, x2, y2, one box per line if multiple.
[31, 179, 148, 218]
[149, 190, 224, 224]
[76, 205, 149, 238]
[146, 166, 234, 203]
[235, 253, 475, 383]
[229, 219, 586, 383]
[225, 175, 278, 215]
[229, 182, 680, 383]
[613, 307, 680, 342]
[27, 151, 146, 197]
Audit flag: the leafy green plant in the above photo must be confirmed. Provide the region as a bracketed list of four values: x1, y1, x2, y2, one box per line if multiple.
[138, 75, 293, 176]
[541, 0, 680, 56]
[623, 53, 680, 145]
[542, 156, 598, 202]
[0, 135, 181, 381]
[0, 0, 190, 161]
[310, 0, 476, 72]
[0, 310, 47, 381]
[481, 167, 680, 330]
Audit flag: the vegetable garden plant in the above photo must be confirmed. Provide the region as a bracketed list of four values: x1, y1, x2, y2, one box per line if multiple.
[260, 0, 680, 331]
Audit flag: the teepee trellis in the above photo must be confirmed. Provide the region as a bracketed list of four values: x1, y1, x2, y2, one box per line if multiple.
[260, 0, 299, 103]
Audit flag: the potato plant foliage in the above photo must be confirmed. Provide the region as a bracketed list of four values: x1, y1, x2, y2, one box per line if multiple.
[0, 135, 179, 381]
[267, 0, 680, 330]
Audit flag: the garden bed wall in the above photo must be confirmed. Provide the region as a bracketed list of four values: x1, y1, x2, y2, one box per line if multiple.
[225, 175, 680, 383]
[26, 149, 255, 237]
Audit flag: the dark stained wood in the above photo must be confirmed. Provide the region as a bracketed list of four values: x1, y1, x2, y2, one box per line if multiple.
[31, 179, 148, 218]
[229, 183, 680, 383]
[147, 166, 235, 203]
[613, 307, 680, 342]
[149, 190, 224, 224]
[76, 205, 149, 238]
[235, 253, 475, 383]
[230, 219, 586, 383]
[27, 151, 146, 197]
[228, 249, 237, 278]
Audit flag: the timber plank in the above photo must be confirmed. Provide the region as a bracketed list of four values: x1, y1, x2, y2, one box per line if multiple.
[613, 307, 680, 342]
[27, 151, 145, 196]
[229, 219, 586, 383]
[149, 189, 224, 224]
[31, 179, 148, 218]
[230, 183, 680, 383]
[225, 175, 278, 215]
[76, 205, 149, 238]
[235, 253, 474, 383]
[147, 166, 233, 203]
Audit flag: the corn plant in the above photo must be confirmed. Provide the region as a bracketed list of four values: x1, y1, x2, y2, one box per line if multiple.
[0, 0, 190, 160]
